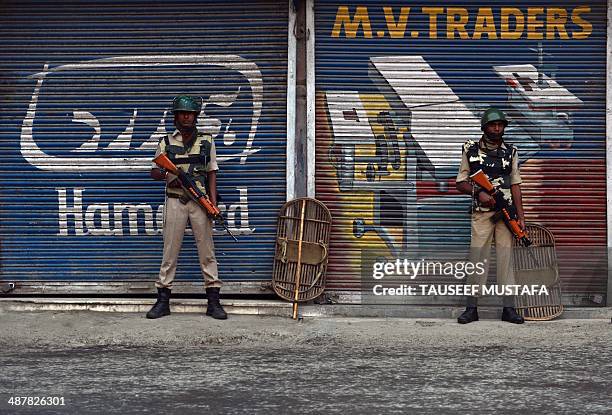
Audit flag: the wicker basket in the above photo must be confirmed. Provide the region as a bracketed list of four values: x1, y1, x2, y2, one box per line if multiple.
[513, 223, 563, 320]
[272, 198, 332, 303]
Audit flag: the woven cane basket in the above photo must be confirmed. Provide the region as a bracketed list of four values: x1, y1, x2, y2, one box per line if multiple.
[513, 223, 563, 321]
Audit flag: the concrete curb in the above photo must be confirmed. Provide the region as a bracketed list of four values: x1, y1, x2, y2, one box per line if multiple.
[1, 298, 610, 320]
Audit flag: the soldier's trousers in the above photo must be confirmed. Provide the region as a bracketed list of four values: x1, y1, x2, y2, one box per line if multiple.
[155, 196, 222, 289]
[466, 210, 515, 295]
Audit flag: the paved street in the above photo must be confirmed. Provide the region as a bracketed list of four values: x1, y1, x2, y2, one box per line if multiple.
[0, 310, 610, 414]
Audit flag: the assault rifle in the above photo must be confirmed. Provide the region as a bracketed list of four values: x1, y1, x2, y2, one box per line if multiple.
[469, 169, 532, 247]
[153, 153, 238, 242]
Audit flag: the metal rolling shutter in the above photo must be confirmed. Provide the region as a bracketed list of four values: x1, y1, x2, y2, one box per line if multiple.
[0, 0, 288, 293]
[315, 1, 607, 305]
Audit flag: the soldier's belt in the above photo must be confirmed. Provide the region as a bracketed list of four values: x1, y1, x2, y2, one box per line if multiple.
[166, 192, 190, 204]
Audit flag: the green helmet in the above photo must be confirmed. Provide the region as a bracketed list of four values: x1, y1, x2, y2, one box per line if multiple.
[172, 95, 202, 113]
[481, 107, 508, 129]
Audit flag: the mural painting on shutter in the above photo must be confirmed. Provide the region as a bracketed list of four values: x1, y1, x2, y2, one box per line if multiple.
[315, 1, 607, 304]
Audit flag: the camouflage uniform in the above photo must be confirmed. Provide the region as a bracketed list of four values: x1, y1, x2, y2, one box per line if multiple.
[153, 128, 221, 289]
[456, 137, 522, 292]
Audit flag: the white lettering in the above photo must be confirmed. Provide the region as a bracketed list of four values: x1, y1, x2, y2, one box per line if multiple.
[225, 186, 255, 236]
[419, 284, 480, 296]
[410, 259, 422, 279]
[154, 204, 164, 232]
[85, 203, 111, 236]
[21, 55, 263, 172]
[113, 204, 153, 236]
[372, 262, 385, 279]
[372, 284, 416, 296]
[481, 285, 496, 295]
[57, 187, 87, 236]
[373, 284, 383, 295]
[56, 187, 253, 237]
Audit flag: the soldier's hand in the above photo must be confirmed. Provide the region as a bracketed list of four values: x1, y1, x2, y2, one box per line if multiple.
[150, 168, 166, 181]
[478, 191, 495, 208]
[167, 178, 182, 188]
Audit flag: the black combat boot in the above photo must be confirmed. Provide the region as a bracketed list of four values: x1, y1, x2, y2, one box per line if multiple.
[457, 307, 479, 324]
[206, 287, 227, 320]
[146, 287, 171, 319]
[501, 307, 525, 324]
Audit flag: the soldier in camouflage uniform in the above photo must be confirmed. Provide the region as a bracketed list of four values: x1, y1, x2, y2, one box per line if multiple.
[146, 95, 227, 320]
[455, 107, 525, 324]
